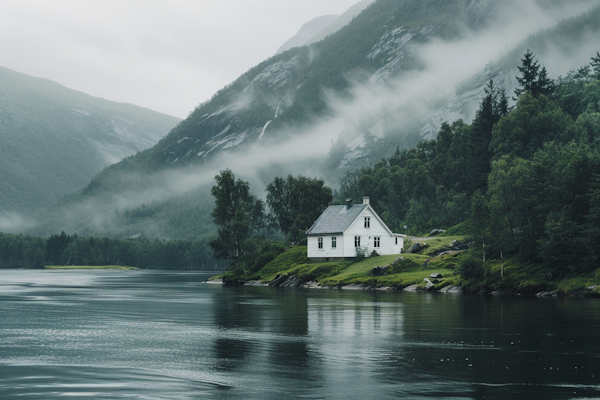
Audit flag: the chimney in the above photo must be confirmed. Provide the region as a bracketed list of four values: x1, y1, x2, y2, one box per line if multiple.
[363, 196, 370, 205]
[346, 199, 353, 209]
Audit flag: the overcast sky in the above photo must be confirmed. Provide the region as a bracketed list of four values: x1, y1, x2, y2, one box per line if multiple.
[0, 0, 360, 118]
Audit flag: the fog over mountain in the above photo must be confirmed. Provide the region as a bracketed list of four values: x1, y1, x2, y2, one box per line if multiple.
[6, 0, 600, 240]
[0, 66, 180, 215]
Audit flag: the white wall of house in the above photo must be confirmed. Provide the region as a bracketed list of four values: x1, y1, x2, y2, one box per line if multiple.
[307, 206, 404, 258]
[344, 207, 397, 257]
[307, 234, 345, 258]
[393, 235, 404, 254]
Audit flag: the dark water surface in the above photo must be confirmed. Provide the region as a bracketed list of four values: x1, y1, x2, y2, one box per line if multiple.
[1, 270, 599, 399]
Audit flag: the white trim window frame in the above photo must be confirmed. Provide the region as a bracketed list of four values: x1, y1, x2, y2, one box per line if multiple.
[332, 237, 337, 249]
[364, 217, 370, 228]
[318, 237, 323, 249]
[374, 237, 381, 248]
[354, 236, 361, 248]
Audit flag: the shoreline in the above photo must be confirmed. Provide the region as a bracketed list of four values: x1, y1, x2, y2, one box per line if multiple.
[212, 276, 600, 298]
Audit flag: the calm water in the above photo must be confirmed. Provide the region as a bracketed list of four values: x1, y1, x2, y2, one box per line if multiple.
[1, 270, 599, 399]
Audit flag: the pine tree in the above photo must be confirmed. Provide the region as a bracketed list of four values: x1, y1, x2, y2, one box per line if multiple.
[498, 88, 509, 115]
[514, 50, 540, 99]
[535, 66, 555, 98]
[591, 52, 600, 80]
[466, 80, 509, 193]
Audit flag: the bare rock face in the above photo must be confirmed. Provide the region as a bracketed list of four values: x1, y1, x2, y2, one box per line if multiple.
[466, 0, 507, 28]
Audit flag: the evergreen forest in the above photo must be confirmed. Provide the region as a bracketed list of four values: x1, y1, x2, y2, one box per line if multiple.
[336, 51, 600, 279]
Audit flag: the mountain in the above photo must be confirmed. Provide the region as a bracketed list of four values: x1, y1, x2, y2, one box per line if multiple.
[276, 15, 339, 54]
[22, 0, 600, 240]
[0, 67, 180, 213]
[303, 0, 376, 46]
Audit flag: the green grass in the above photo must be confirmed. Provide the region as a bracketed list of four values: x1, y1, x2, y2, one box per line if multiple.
[217, 236, 600, 296]
[439, 221, 472, 236]
[416, 235, 467, 256]
[319, 253, 455, 288]
[45, 265, 137, 270]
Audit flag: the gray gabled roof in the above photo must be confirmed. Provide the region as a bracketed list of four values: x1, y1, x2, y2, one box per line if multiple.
[306, 204, 368, 235]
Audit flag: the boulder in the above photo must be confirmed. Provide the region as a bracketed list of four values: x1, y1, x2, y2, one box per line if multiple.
[439, 285, 463, 294]
[429, 229, 445, 236]
[536, 290, 559, 297]
[372, 264, 392, 276]
[430, 273, 443, 279]
[245, 280, 269, 287]
[448, 240, 472, 251]
[490, 289, 513, 296]
[301, 281, 321, 289]
[403, 284, 420, 292]
[408, 242, 429, 253]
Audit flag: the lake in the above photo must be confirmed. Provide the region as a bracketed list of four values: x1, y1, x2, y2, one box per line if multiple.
[0, 270, 599, 399]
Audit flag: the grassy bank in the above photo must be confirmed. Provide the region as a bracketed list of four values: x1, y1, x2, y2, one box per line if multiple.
[223, 236, 466, 289]
[44, 265, 137, 270]
[221, 234, 600, 296]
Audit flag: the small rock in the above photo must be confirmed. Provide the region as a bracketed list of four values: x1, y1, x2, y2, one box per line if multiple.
[491, 290, 512, 296]
[440, 285, 463, 294]
[245, 280, 269, 287]
[403, 284, 420, 292]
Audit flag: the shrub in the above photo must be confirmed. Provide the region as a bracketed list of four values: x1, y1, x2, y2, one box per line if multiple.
[355, 247, 367, 262]
[457, 257, 485, 279]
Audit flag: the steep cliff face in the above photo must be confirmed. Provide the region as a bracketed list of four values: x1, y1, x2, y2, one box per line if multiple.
[0, 66, 180, 212]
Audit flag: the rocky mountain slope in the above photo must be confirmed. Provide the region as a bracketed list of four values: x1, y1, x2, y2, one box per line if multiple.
[0, 67, 180, 213]
[23, 0, 600, 239]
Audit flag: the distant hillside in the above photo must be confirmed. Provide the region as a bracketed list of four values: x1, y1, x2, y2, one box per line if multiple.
[304, 0, 375, 46]
[276, 15, 339, 54]
[0, 66, 180, 213]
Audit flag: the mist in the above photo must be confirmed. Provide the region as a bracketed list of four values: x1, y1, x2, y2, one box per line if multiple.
[8, 0, 600, 237]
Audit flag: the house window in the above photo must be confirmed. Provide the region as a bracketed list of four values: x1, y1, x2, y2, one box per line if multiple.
[395, 237, 398, 245]
[364, 217, 370, 228]
[374, 237, 381, 248]
[332, 237, 337, 248]
[318, 238, 323, 249]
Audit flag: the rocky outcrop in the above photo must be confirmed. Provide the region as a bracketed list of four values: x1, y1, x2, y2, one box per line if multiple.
[407, 242, 429, 253]
[372, 265, 392, 276]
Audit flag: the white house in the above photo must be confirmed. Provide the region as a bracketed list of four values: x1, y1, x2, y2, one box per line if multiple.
[306, 197, 405, 261]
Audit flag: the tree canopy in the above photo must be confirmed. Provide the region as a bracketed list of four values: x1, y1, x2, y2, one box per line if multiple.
[209, 169, 265, 269]
[266, 175, 333, 243]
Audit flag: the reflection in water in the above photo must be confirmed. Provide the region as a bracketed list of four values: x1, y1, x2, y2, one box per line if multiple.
[0, 270, 599, 399]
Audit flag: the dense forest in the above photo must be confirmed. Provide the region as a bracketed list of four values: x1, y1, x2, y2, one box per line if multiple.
[0, 231, 223, 270]
[337, 51, 600, 279]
